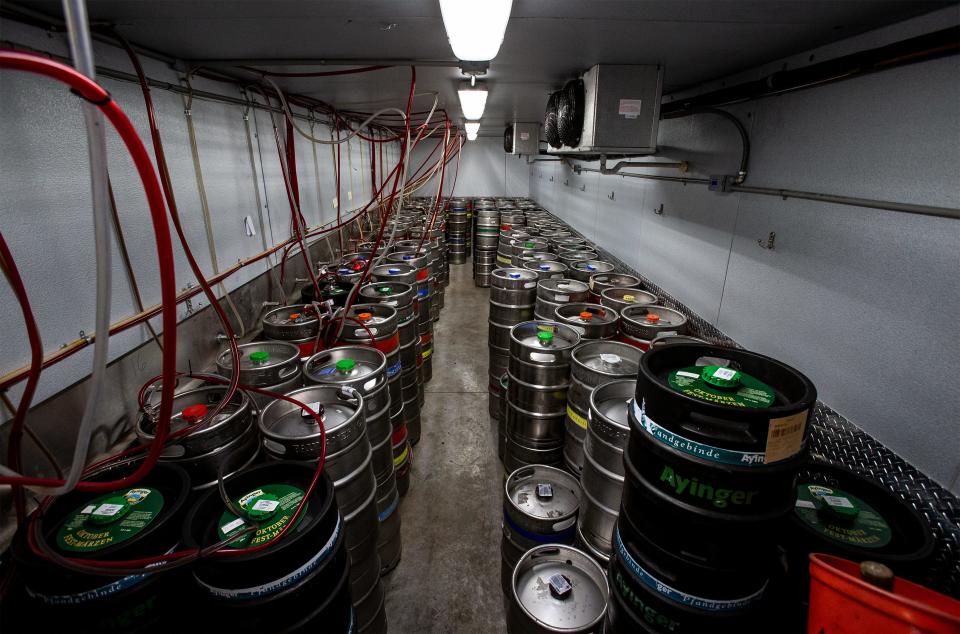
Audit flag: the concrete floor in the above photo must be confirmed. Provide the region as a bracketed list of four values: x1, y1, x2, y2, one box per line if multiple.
[382, 262, 508, 634]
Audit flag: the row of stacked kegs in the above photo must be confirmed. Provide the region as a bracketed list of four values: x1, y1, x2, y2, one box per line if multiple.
[482, 198, 937, 634]
[3, 201, 460, 634]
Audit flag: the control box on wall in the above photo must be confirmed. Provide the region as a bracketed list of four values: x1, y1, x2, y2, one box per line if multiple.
[546, 64, 663, 155]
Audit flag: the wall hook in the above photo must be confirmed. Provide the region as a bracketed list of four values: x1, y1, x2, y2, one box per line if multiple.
[563, 179, 569, 186]
[579, 184, 586, 192]
[653, 203, 664, 215]
[757, 231, 776, 249]
[607, 191, 615, 201]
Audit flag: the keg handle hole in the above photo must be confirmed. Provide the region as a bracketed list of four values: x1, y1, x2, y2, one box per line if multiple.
[685, 412, 757, 445]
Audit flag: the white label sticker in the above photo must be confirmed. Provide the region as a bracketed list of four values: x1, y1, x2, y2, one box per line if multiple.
[81, 505, 96, 514]
[794, 500, 817, 509]
[554, 294, 569, 302]
[712, 367, 738, 381]
[618, 99, 643, 119]
[220, 517, 246, 533]
[354, 327, 378, 337]
[301, 402, 321, 418]
[524, 281, 537, 289]
[331, 197, 339, 208]
[822, 495, 854, 509]
[93, 503, 124, 517]
[519, 132, 530, 141]
[252, 499, 280, 513]
[765, 411, 808, 464]
[530, 352, 557, 363]
[677, 370, 700, 379]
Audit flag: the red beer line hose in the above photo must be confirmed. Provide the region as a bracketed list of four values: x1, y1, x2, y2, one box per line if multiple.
[0, 50, 178, 493]
[0, 233, 45, 520]
[0, 190, 400, 394]
[114, 35, 242, 428]
[0, 58, 440, 393]
[284, 115, 306, 228]
[277, 149, 408, 286]
[407, 137, 443, 184]
[251, 86, 323, 301]
[337, 66, 417, 319]
[335, 116, 344, 252]
[417, 120, 453, 252]
[243, 64, 392, 78]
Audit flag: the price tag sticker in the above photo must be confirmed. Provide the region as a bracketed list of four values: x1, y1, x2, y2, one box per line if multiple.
[251, 499, 280, 513]
[712, 367, 738, 381]
[92, 503, 124, 517]
[220, 517, 246, 534]
[301, 402, 322, 418]
[822, 495, 854, 509]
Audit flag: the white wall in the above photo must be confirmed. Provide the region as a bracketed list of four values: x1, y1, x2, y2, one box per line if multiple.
[411, 136, 529, 197]
[530, 9, 960, 492]
[0, 19, 400, 410]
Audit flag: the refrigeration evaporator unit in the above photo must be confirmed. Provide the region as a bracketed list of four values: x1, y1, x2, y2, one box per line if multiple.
[504, 122, 540, 155]
[545, 64, 663, 155]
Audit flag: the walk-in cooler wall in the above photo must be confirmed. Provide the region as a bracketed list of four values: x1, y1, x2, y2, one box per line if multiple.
[528, 8, 960, 493]
[0, 19, 400, 461]
[410, 136, 529, 197]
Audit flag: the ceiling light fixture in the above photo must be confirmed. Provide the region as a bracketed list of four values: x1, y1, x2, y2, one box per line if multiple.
[439, 0, 513, 62]
[465, 121, 480, 141]
[458, 81, 488, 120]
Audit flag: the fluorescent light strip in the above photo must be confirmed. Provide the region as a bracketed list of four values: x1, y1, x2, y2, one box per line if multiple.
[439, 0, 513, 62]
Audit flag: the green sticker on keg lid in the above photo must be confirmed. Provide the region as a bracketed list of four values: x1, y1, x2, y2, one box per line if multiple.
[218, 484, 307, 549]
[336, 359, 356, 373]
[668, 366, 775, 408]
[249, 351, 269, 363]
[795, 485, 891, 549]
[56, 488, 163, 553]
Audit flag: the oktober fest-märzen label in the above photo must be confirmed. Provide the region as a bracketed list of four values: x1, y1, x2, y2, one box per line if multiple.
[218, 484, 308, 548]
[56, 488, 164, 553]
[794, 485, 892, 549]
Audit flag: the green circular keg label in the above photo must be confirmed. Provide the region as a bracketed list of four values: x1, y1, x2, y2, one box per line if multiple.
[56, 487, 163, 553]
[668, 366, 776, 408]
[795, 485, 891, 549]
[217, 484, 307, 549]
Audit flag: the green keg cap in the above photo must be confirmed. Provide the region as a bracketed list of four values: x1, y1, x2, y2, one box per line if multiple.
[377, 286, 393, 295]
[249, 351, 269, 363]
[701, 365, 741, 389]
[537, 330, 554, 344]
[336, 359, 356, 373]
[86, 495, 132, 526]
[810, 485, 861, 520]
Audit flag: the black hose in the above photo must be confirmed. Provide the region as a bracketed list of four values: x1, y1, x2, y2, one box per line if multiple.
[663, 107, 750, 183]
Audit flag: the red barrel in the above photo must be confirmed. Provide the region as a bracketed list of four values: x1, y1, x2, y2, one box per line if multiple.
[808, 554, 960, 634]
